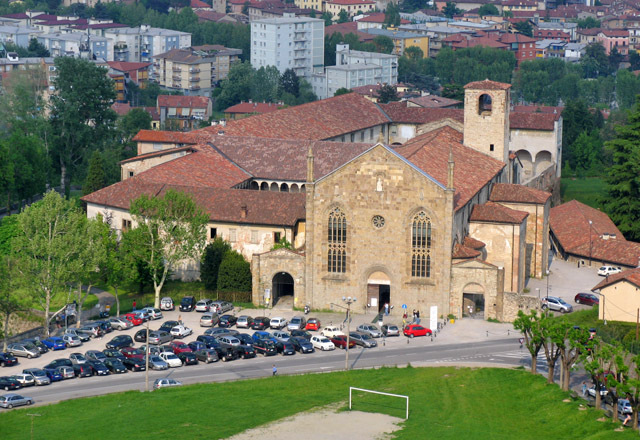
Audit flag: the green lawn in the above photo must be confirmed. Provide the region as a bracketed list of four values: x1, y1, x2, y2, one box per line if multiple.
[1, 367, 634, 440]
[560, 177, 607, 209]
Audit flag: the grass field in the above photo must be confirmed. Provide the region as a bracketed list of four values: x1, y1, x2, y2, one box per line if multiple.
[1, 367, 634, 440]
[560, 177, 607, 209]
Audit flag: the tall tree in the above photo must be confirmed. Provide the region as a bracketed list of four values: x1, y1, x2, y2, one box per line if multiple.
[442, 1, 461, 18]
[602, 98, 640, 241]
[384, 2, 400, 26]
[128, 189, 208, 308]
[581, 42, 610, 78]
[614, 350, 640, 429]
[200, 238, 231, 291]
[377, 84, 400, 103]
[556, 324, 590, 391]
[214, 61, 255, 111]
[83, 150, 107, 196]
[477, 4, 499, 16]
[12, 191, 85, 336]
[337, 9, 349, 23]
[217, 249, 251, 292]
[582, 338, 619, 411]
[513, 20, 533, 37]
[280, 68, 300, 97]
[0, 255, 26, 350]
[49, 57, 117, 196]
[513, 310, 544, 374]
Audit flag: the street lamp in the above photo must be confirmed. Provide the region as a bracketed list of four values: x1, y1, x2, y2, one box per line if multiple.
[546, 270, 550, 299]
[332, 297, 356, 370]
[588, 220, 593, 267]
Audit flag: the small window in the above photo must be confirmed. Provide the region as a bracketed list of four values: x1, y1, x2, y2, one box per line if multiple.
[360, 132, 364, 141]
[229, 229, 237, 242]
[122, 219, 132, 232]
[350, 133, 355, 142]
[210, 228, 217, 239]
[128, 171, 134, 177]
[490, 144, 494, 152]
[274, 232, 281, 243]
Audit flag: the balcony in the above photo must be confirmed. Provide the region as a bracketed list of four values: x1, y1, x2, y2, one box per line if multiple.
[189, 68, 200, 73]
[172, 67, 182, 72]
[114, 44, 127, 52]
[172, 75, 181, 81]
[190, 77, 200, 82]
[190, 85, 201, 90]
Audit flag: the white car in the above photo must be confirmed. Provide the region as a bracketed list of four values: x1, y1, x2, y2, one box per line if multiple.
[154, 378, 182, 389]
[61, 334, 82, 347]
[12, 373, 35, 387]
[271, 330, 290, 342]
[159, 352, 183, 368]
[597, 266, 622, 276]
[270, 317, 288, 329]
[160, 297, 174, 311]
[321, 326, 344, 338]
[170, 325, 193, 339]
[142, 307, 163, 320]
[310, 336, 335, 351]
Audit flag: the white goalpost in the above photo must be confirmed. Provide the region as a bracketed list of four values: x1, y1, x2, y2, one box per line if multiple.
[349, 387, 409, 420]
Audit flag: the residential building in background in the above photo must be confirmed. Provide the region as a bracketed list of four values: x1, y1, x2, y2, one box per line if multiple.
[105, 25, 191, 63]
[361, 28, 430, 56]
[323, 0, 376, 18]
[38, 32, 109, 59]
[107, 61, 151, 102]
[251, 13, 324, 78]
[157, 95, 212, 130]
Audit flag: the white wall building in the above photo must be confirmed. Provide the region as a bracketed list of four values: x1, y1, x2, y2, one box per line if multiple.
[104, 25, 191, 63]
[38, 32, 109, 59]
[250, 13, 324, 79]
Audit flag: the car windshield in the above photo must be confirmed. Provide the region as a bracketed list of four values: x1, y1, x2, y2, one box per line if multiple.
[558, 298, 568, 305]
[320, 338, 330, 343]
[361, 334, 371, 340]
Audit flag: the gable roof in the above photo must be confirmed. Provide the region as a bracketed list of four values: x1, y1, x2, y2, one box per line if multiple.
[379, 102, 463, 124]
[490, 183, 551, 205]
[464, 79, 511, 90]
[407, 95, 462, 108]
[593, 267, 640, 291]
[224, 101, 284, 115]
[470, 201, 528, 224]
[463, 236, 485, 249]
[157, 95, 210, 108]
[198, 92, 390, 140]
[119, 145, 197, 164]
[509, 112, 558, 131]
[132, 130, 203, 144]
[452, 243, 481, 259]
[107, 61, 151, 72]
[394, 126, 505, 210]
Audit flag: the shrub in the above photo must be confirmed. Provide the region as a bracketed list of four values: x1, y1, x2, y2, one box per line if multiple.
[217, 250, 251, 293]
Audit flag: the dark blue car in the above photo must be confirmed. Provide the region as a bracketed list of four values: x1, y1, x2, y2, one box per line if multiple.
[251, 331, 277, 344]
[42, 337, 66, 351]
[43, 368, 63, 382]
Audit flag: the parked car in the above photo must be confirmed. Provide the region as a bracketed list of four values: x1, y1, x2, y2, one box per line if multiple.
[42, 337, 66, 350]
[287, 316, 306, 331]
[108, 317, 133, 331]
[291, 330, 312, 340]
[106, 335, 134, 350]
[170, 325, 193, 339]
[93, 321, 113, 335]
[160, 297, 175, 311]
[330, 335, 356, 350]
[251, 317, 271, 331]
[290, 337, 315, 354]
[200, 313, 219, 327]
[275, 341, 296, 356]
[148, 330, 173, 345]
[0, 393, 33, 408]
[541, 296, 573, 313]
[210, 300, 233, 314]
[618, 399, 633, 415]
[588, 385, 608, 398]
[403, 324, 432, 338]
[134, 329, 147, 343]
[64, 328, 91, 342]
[22, 369, 50, 386]
[270, 317, 288, 330]
[122, 358, 146, 372]
[598, 266, 622, 276]
[159, 320, 180, 333]
[575, 293, 599, 306]
[7, 343, 40, 359]
[381, 324, 400, 337]
[236, 316, 254, 329]
[11, 373, 35, 387]
[55, 366, 75, 379]
[44, 358, 73, 369]
[154, 378, 181, 389]
[22, 339, 49, 355]
[0, 352, 18, 367]
[72, 364, 94, 378]
[252, 331, 275, 344]
[69, 353, 88, 364]
[86, 360, 109, 376]
[158, 352, 182, 368]
[144, 355, 169, 370]
[177, 351, 198, 366]
[124, 313, 143, 326]
[271, 330, 290, 342]
[236, 345, 256, 359]
[120, 347, 145, 360]
[187, 341, 207, 352]
[169, 341, 192, 354]
[217, 336, 241, 348]
[43, 368, 63, 382]
[218, 314, 238, 328]
[356, 324, 383, 338]
[195, 299, 214, 312]
[236, 333, 254, 347]
[142, 307, 163, 320]
[195, 349, 219, 363]
[179, 296, 196, 312]
[321, 326, 344, 338]
[196, 335, 222, 350]
[84, 351, 107, 363]
[80, 324, 104, 338]
[349, 332, 377, 348]
[204, 328, 238, 337]
[310, 336, 335, 351]
[306, 318, 321, 331]
[252, 339, 277, 356]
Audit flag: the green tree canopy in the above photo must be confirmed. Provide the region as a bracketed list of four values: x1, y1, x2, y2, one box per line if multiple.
[477, 3, 499, 16]
[83, 150, 107, 196]
[577, 17, 600, 29]
[217, 250, 251, 292]
[337, 9, 349, 23]
[442, 1, 461, 18]
[200, 238, 231, 291]
[334, 87, 352, 96]
[280, 68, 300, 97]
[377, 84, 400, 103]
[513, 20, 533, 37]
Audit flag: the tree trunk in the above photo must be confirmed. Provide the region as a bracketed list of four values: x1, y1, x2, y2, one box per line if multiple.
[3, 312, 10, 351]
[115, 286, 120, 316]
[547, 359, 556, 384]
[44, 289, 51, 337]
[60, 159, 66, 197]
[595, 390, 601, 410]
[562, 361, 571, 391]
[531, 354, 537, 375]
[634, 408, 638, 430]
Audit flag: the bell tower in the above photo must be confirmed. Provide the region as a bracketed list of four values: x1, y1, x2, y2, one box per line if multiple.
[463, 80, 511, 164]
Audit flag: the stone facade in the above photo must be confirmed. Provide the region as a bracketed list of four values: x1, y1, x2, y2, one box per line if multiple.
[501, 291, 540, 322]
[121, 149, 193, 180]
[252, 248, 306, 308]
[451, 259, 504, 320]
[511, 120, 563, 181]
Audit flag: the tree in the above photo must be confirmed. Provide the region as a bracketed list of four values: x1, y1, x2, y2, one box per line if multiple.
[442, 2, 461, 18]
[200, 238, 231, 291]
[513, 20, 533, 37]
[241, 0, 249, 15]
[614, 350, 640, 429]
[442, 83, 464, 101]
[609, 46, 623, 72]
[280, 68, 300, 97]
[272, 237, 292, 250]
[217, 250, 251, 292]
[581, 43, 610, 78]
[533, 315, 562, 384]
[12, 191, 85, 336]
[556, 324, 590, 391]
[404, 46, 424, 60]
[373, 35, 394, 54]
[27, 38, 50, 57]
[49, 57, 117, 196]
[571, 131, 603, 176]
[582, 338, 619, 411]
[602, 98, 640, 241]
[377, 84, 399, 103]
[337, 9, 349, 23]
[562, 99, 595, 167]
[577, 17, 600, 29]
[214, 61, 254, 111]
[118, 107, 151, 145]
[0, 216, 19, 257]
[0, 255, 26, 350]
[334, 87, 352, 96]
[83, 150, 107, 196]
[513, 310, 544, 374]
[252, 66, 281, 103]
[321, 12, 333, 27]
[128, 189, 208, 308]
[477, 3, 499, 16]
[384, 2, 400, 27]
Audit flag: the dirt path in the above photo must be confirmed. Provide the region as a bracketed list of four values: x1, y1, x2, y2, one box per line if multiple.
[225, 406, 404, 440]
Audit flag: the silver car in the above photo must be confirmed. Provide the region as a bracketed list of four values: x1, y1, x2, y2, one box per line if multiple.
[287, 316, 306, 331]
[108, 317, 133, 331]
[7, 343, 40, 359]
[356, 324, 383, 338]
[195, 299, 214, 312]
[62, 334, 83, 347]
[12, 374, 35, 387]
[200, 312, 219, 327]
[236, 315, 253, 329]
[148, 331, 173, 345]
[210, 300, 233, 314]
[69, 353, 88, 365]
[349, 332, 378, 348]
[217, 336, 241, 347]
[271, 330, 291, 342]
[0, 393, 34, 408]
[142, 307, 163, 320]
[541, 296, 573, 313]
[65, 328, 91, 342]
[56, 366, 75, 379]
[144, 355, 169, 370]
[160, 297, 174, 311]
[22, 369, 50, 386]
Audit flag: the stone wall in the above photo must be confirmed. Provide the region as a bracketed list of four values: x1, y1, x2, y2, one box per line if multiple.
[463, 87, 510, 164]
[121, 149, 193, 180]
[501, 291, 540, 322]
[451, 259, 504, 320]
[252, 248, 306, 308]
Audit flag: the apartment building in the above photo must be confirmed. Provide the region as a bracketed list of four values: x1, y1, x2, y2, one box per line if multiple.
[105, 25, 191, 63]
[251, 13, 324, 78]
[37, 32, 109, 59]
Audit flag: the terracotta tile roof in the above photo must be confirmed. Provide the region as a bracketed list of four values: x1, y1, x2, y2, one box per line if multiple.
[452, 243, 481, 259]
[326, 0, 374, 5]
[513, 105, 563, 117]
[394, 126, 505, 211]
[601, 29, 629, 37]
[119, 145, 196, 164]
[593, 267, 640, 291]
[107, 61, 152, 72]
[111, 102, 131, 116]
[379, 102, 463, 124]
[407, 95, 462, 108]
[550, 200, 623, 253]
[442, 34, 467, 43]
[132, 130, 201, 144]
[195, 11, 227, 21]
[510, 112, 557, 130]
[499, 33, 537, 44]
[463, 236, 486, 250]
[470, 201, 528, 224]
[143, 107, 160, 121]
[157, 95, 210, 109]
[571, 238, 640, 268]
[452, 37, 509, 49]
[210, 137, 372, 181]
[325, 23, 375, 42]
[357, 12, 410, 24]
[490, 183, 551, 204]
[464, 79, 511, 90]
[191, 0, 211, 7]
[199, 93, 390, 140]
[224, 101, 284, 114]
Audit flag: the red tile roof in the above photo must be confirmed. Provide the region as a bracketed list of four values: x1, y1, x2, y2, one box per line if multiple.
[379, 102, 463, 124]
[224, 101, 284, 115]
[510, 112, 557, 131]
[394, 126, 505, 211]
[132, 130, 202, 144]
[452, 36, 509, 49]
[593, 267, 640, 291]
[157, 95, 211, 109]
[513, 105, 563, 116]
[452, 243, 481, 259]
[357, 12, 409, 24]
[111, 102, 131, 116]
[326, 0, 374, 4]
[490, 183, 551, 204]
[407, 95, 462, 108]
[199, 93, 390, 140]
[325, 23, 375, 42]
[463, 236, 486, 250]
[191, 0, 211, 7]
[499, 33, 537, 44]
[470, 201, 528, 224]
[119, 145, 196, 164]
[107, 61, 152, 73]
[571, 238, 640, 268]
[464, 79, 511, 90]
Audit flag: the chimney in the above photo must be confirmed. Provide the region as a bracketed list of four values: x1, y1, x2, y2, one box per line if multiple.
[220, 119, 226, 127]
[307, 147, 314, 183]
[241, 205, 247, 218]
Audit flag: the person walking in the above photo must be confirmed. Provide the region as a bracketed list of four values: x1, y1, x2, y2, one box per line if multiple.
[132, 300, 137, 311]
[384, 303, 389, 316]
[272, 364, 277, 376]
[582, 382, 587, 396]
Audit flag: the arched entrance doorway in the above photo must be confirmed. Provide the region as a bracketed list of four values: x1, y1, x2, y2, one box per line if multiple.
[367, 271, 390, 313]
[462, 282, 485, 319]
[272, 272, 294, 307]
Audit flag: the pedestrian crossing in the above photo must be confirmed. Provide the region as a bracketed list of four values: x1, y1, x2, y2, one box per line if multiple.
[428, 349, 551, 370]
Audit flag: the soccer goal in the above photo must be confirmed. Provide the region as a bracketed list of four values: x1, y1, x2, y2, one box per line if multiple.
[349, 387, 409, 420]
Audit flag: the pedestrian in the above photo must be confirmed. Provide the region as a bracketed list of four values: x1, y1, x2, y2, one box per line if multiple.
[416, 310, 420, 319]
[132, 300, 137, 311]
[582, 381, 587, 396]
[402, 311, 407, 320]
[624, 413, 632, 426]
[412, 309, 417, 320]
[272, 364, 277, 376]
[384, 303, 389, 316]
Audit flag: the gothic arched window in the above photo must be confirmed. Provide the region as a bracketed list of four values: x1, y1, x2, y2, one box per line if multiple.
[327, 207, 347, 273]
[411, 211, 432, 278]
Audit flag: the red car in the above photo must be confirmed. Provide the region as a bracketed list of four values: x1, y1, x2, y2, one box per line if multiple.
[124, 313, 143, 326]
[330, 335, 356, 349]
[170, 341, 193, 354]
[305, 318, 321, 331]
[574, 293, 599, 306]
[403, 324, 432, 338]
[120, 347, 145, 360]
